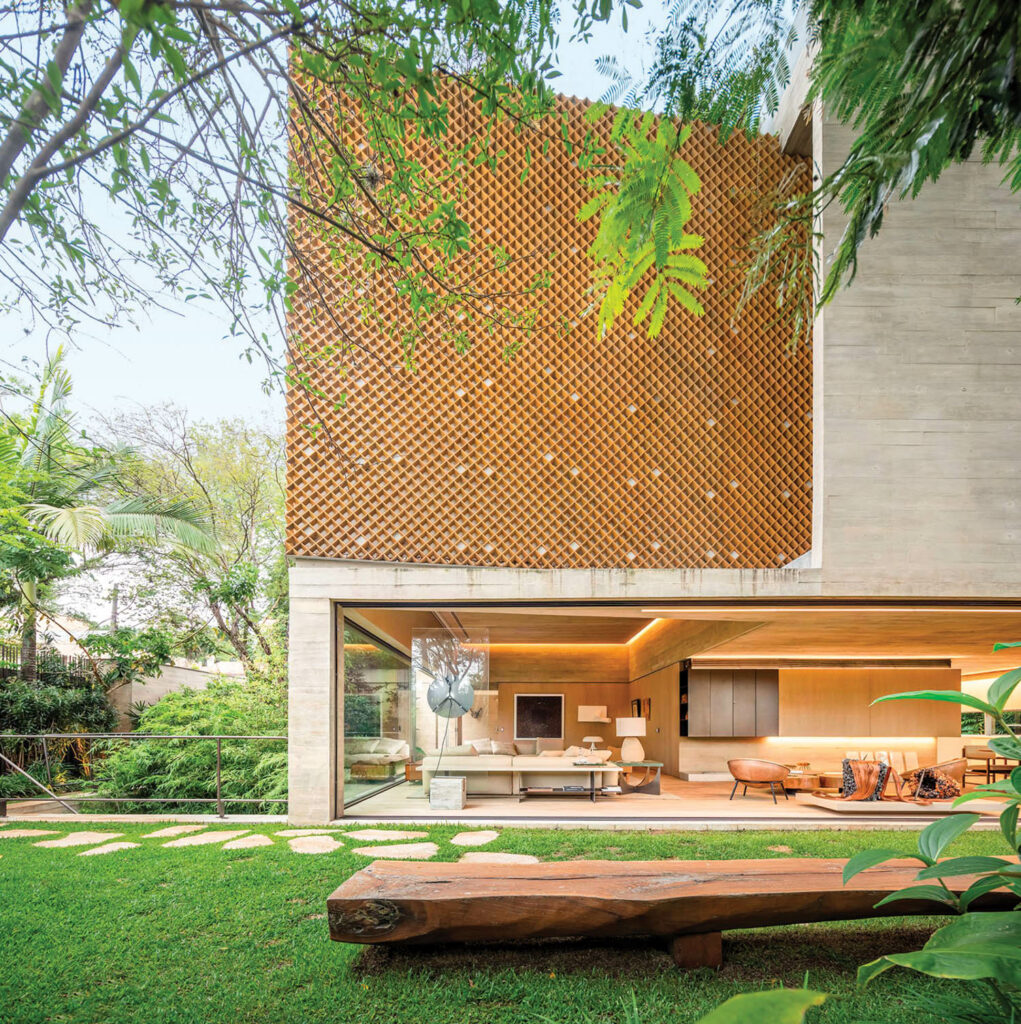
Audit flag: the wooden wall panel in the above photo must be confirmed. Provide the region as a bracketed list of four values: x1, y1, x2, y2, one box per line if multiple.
[489, 645, 628, 684]
[779, 669, 871, 736]
[869, 668, 961, 736]
[629, 664, 680, 775]
[779, 667, 961, 737]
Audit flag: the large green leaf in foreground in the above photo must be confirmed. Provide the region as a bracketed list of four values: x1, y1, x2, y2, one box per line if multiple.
[858, 912, 1021, 991]
[697, 989, 828, 1023]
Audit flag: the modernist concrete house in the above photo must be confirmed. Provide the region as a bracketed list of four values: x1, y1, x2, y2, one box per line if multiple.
[285, 73, 1021, 825]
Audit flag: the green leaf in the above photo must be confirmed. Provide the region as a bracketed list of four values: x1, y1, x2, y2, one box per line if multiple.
[989, 734, 1021, 761]
[918, 814, 982, 863]
[959, 874, 1011, 912]
[916, 856, 1013, 879]
[696, 989, 828, 1024]
[871, 690, 998, 715]
[988, 667, 1021, 710]
[874, 884, 960, 909]
[1001, 804, 1019, 851]
[842, 848, 903, 884]
[992, 642, 1021, 651]
[857, 912, 1021, 989]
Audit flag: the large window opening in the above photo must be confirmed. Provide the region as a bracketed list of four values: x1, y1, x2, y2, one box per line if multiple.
[342, 620, 413, 808]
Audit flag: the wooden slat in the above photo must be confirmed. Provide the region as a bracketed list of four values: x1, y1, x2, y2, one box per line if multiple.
[327, 858, 1013, 946]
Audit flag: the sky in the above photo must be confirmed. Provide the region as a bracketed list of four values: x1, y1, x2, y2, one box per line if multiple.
[2, 2, 665, 425]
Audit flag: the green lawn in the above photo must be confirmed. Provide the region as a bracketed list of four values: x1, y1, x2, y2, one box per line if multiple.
[0, 823, 1009, 1024]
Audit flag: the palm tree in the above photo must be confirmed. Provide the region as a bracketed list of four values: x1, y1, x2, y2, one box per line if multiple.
[1, 349, 216, 680]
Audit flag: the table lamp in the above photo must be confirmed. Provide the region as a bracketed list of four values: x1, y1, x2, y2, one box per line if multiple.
[578, 705, 610, 749]
[615, 717, 647, 762]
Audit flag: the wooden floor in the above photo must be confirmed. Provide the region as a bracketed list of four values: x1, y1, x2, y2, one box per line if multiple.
[343, 778, 1004, 830]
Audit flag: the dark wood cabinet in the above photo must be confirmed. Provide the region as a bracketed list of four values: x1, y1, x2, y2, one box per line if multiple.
[683, 667, 779, 737]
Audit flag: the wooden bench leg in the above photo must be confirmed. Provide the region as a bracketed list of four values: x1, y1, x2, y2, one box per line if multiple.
[668, 932, 722, 970]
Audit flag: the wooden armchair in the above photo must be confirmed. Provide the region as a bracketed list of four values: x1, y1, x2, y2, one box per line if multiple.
[727, 758, 790, 805]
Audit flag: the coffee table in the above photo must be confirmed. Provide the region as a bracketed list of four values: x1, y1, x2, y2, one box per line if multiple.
[784, 772, 821, 792]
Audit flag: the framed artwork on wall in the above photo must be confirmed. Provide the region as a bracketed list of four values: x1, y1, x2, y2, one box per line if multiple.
[631, 698, 641, 717]
[642, 698, 652, 718]
[514, 694, 564, 740]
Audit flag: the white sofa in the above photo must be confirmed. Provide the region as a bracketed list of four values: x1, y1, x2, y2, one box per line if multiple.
[421, 743, 619, 796]
[344, 737, 410, 772]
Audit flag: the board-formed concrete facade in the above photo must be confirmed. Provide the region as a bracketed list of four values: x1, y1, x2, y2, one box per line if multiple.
[285, 88, 1021, 823]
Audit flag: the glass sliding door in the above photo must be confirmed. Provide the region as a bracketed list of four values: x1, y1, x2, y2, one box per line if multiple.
[342, 620, 413, 807]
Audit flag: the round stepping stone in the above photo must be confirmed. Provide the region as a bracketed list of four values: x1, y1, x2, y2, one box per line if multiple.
[767, 845, 793, 854]
[353, 841, 438, 860]
[274, 829, 344, 837]
[163, 830, 249, 848]
[35, 831, 123, 848]
[79, 842, 139, 857]
[288, 835, 344, 854]
[223, 834, 274, 850]
[459, 851, 539, 865]
[344, 829, 428, 842]
[0, 829, 59, 839]
[450, 830, 500, 847]
[142, 825, 208, 839]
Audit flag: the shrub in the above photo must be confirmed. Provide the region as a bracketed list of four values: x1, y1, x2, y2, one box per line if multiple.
[92, 675, 287, 813]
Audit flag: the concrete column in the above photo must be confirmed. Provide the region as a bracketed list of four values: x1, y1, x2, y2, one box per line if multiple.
[287, 595, 340, 823]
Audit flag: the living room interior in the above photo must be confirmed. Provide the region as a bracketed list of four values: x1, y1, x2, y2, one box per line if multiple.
[338, 602, 1021, 819]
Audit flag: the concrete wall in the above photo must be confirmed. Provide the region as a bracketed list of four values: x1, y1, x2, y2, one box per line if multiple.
[817, 117, 1021, 595]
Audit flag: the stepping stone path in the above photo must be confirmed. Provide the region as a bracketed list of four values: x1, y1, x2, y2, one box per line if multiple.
[459, 852, 539, 865]
[767, 845, 793, 854]
[353, 842, 438, 860]
[288, 836, 344, 855]
[223, 834, 274, 850]
[80, 842, 139, 857]
[345, 829, 427, 842]
[450, 830, 499, 847]
[142, 825, 208, 839]
[163, 830, 248, 848]
[274, 829, 344, 837]
[36, 831, 123, 848]
[0, 829, 59, 839]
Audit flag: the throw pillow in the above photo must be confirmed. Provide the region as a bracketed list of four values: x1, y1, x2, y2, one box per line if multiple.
[491, 742, 516, 756]
[538, 749, 564, 757]
[468, 738, 494, 754]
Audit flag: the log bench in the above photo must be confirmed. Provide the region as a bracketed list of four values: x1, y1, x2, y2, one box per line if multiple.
[327, 858, 1015, 969]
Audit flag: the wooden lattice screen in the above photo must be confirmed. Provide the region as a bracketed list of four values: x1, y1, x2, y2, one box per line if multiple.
[286, 91, 812, 570]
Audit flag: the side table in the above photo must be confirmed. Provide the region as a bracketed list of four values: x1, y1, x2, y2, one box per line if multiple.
[614, 760, 664, 795]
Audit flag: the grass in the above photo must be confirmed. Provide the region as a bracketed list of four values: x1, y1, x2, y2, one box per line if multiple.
[0, 822, 1009, 1024]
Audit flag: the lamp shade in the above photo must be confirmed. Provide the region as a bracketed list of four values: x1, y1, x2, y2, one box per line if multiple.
[615, 717, 647, 738]
[578, 705, 610, 723]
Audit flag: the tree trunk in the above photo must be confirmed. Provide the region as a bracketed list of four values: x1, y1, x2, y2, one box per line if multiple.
[207, 599, 255, 673]
[19, 581, 38, 682]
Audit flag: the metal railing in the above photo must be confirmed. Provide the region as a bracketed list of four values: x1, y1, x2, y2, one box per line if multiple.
[0, 733, 287, 818]
[0, 643, 95, 686]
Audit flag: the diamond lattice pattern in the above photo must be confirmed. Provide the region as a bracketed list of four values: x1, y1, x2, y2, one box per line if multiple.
[286, 91, 812, 570]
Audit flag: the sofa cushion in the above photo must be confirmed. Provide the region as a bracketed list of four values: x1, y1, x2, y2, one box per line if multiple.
[468, 738, 494, 754]
[492, 741, 516, 756]
[375, 737, 406, 756]
[346, 738, 380, 754]
[538, 749, 566, 758]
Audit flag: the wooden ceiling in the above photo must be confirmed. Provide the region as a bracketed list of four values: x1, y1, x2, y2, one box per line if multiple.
[358, 604, 1021, 676]
[641, 607, 1021, 676]
[435, 610, 651, 645]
